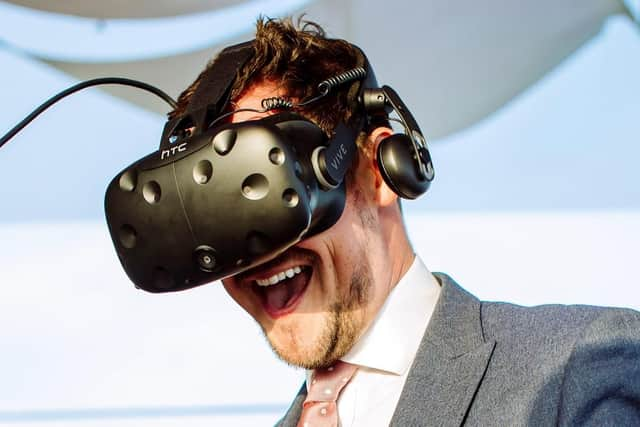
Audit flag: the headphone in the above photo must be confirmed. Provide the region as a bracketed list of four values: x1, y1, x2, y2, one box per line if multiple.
[361, 86, 434, 200]
[299, 66, 434, 199]
[295, 55, 434, 201]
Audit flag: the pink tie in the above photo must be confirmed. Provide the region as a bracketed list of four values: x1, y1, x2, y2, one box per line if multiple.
[297, 361, 358, 427]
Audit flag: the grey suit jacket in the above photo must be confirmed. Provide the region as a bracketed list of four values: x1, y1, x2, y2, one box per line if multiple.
[277, 274, 640, 426]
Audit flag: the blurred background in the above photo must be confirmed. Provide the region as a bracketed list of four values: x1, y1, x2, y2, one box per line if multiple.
[0, 1, 638, 425]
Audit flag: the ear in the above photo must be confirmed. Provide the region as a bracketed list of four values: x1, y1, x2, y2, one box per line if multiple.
[368, 127, 398, 208]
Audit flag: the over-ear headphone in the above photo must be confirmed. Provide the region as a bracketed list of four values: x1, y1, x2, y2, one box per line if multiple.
[362, 86, 435, 199]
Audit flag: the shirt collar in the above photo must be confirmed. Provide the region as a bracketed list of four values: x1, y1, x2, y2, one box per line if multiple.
[340, 256, 441, 375]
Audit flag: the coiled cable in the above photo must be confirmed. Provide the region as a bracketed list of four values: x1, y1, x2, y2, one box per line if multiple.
[295, 67, 367, 108]
[261, 97, 294, 110]
[317, 67, 367, 96]
[207, 67, 368, 127]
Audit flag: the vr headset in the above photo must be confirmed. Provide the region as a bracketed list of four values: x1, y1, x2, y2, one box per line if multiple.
[1, 39, 434, 294]
[104, 40, 434, 293]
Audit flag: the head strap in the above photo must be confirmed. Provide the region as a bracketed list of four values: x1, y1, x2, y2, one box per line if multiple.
[186, 40, 255, 116]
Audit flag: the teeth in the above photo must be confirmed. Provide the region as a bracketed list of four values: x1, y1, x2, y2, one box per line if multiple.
[255, 266, 305, 287]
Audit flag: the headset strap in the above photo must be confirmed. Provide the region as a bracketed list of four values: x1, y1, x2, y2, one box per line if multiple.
[158, 41, 254, 150]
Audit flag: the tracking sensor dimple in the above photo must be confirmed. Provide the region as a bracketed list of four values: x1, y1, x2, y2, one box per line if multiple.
[269, 147, 285, 165]
[118, 169, 137, 192]
[118, 224, 137, 248]
[282, 189, 299, 208]
[142, 181, 162, 204]
[241, 174, 269, 200]
[213, 129, 237, 155]
[193, 160, 213, 184]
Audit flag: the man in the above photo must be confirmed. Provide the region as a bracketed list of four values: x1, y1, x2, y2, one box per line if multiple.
[170, 17, 640, 426]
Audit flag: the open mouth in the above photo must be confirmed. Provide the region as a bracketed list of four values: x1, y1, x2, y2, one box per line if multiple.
[251, 265, 312, 318]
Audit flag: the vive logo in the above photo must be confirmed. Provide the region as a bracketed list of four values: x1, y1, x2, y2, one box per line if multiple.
[330, 144, 348, 170]
[160, 142, 187, 160]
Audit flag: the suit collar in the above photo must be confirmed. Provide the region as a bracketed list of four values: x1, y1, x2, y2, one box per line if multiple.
[277, 273, 495, 427]
[420, 273, 488, 357]
[390, 273, 495, 426]
[341, 257, 442, 376]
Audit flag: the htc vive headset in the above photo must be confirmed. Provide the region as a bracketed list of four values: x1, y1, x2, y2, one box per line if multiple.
[103, 40, 435, 293]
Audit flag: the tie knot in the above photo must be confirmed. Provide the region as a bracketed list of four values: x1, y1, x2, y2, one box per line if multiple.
[306, 361, 358, 402]
[297, 361, 358, 427]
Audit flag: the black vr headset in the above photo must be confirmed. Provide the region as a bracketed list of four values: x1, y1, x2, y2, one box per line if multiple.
[1, 39, 434, 293]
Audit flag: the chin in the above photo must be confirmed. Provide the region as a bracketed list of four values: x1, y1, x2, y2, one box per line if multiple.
[263, 308, 362, 369]
[262, 313, 322, 368]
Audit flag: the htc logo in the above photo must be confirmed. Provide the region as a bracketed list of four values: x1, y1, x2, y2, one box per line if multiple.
[330, 144, 348, 170]
[160, 142, 187, 160]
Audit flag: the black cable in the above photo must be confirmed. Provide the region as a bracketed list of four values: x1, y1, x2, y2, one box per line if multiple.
[207, 107, 264, 128]
[0, 77, 177, 149]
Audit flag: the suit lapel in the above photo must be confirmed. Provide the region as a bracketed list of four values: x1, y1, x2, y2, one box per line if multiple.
[390, 274, 495, 427]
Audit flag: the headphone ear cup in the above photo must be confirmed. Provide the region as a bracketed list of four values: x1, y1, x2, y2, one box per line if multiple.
[376, 134, 430, 200]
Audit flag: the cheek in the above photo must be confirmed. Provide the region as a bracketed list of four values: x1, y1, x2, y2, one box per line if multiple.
[324, 227, 368, 292]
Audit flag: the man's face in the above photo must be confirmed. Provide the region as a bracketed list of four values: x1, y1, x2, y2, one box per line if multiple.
[221, 81, 399, 369]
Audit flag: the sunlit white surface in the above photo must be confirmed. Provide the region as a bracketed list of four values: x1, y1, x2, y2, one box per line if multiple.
[0, 212, 638, 424]
[0, 0, 312, 62]
[407, 212, 640, 308]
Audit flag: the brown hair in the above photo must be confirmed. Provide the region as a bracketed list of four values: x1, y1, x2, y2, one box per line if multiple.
[169, 16, 364, 136]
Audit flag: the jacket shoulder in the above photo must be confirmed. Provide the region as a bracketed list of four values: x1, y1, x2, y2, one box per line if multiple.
[480, 299, 639, 342]
[474, 300, 640, 424]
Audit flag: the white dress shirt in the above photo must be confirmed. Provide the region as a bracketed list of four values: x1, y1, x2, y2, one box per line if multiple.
[306, 256, 442, 426]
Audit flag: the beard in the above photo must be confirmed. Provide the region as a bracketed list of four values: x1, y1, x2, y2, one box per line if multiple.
[263, 257, 373, 370]
[261, 193, 377, 369]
